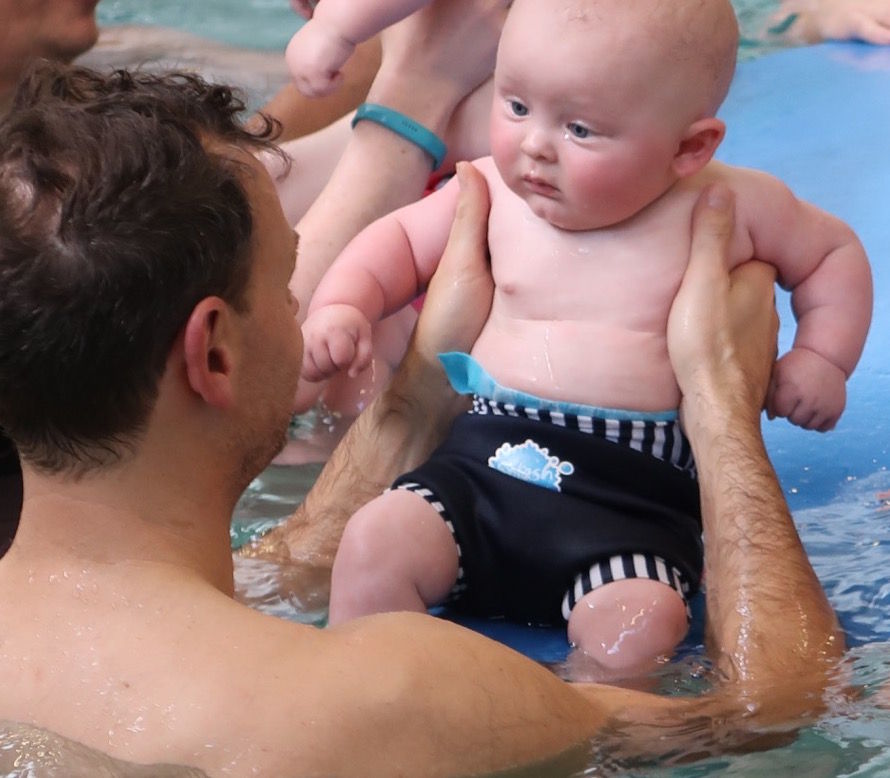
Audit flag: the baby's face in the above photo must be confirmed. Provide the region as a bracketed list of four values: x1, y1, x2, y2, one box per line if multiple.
[490, 1, 689, 231]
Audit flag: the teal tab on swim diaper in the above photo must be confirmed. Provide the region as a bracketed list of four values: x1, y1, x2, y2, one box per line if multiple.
[437, 352, 677, 422]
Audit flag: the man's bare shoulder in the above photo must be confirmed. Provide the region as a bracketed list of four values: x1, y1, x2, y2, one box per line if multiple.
[227, 610, 606, 776]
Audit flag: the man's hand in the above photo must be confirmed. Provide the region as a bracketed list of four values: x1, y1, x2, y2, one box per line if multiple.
[668, 184, 779, 429]
[412, 162, 494, 365]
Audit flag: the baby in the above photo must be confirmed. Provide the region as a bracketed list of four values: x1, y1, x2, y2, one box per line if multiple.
[302, 0, 872, 675]
[286, 0, 429, 96]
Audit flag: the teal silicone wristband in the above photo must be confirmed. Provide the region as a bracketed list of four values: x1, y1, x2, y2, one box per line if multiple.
[351, 102, 447, 171]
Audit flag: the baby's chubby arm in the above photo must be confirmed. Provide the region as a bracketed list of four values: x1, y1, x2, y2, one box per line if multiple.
[286, 0, 430, 96]
[301, 173, 463, 381]
[734, 168, 872, 431]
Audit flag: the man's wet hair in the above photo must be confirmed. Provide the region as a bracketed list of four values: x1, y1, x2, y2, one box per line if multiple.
[0, 61, 283, 475]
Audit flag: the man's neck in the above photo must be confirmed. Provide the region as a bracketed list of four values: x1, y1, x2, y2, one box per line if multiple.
[9, 460, 239, 597]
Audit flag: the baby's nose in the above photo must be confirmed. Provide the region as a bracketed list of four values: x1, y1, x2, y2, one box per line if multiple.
[520, 127, 556, 160]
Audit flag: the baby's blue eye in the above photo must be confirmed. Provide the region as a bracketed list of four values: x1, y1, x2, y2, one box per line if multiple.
[567, 122, 591, 139]
[509, 99, 529, 117]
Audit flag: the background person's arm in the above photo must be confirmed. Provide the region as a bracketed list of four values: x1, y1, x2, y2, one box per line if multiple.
[288, 0, 506, 314]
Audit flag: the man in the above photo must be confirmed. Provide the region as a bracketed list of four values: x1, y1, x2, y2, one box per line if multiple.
[0, 63, 841, 776]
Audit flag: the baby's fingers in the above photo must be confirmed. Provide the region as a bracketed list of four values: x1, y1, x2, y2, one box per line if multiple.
[324, 330, 361, 374]
[347, 333, 374, 378]
[298, 71, 343, 98]
[301, 348, 332, 383]
[767, 378, 804, 423]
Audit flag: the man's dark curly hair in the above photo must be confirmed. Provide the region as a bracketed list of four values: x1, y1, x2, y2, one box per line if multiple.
[0, 61, 284, 474]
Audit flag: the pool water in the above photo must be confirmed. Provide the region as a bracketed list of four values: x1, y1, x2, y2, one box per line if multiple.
[96, 0, 795, 60]
[97, 0, 302, 51]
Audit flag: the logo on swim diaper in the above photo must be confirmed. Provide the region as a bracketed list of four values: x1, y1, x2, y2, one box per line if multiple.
[487, 439, 574, 492]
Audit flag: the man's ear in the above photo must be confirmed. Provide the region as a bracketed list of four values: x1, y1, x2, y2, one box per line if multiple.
[182, 297, 239, 409]
[672, 118, 726, 179]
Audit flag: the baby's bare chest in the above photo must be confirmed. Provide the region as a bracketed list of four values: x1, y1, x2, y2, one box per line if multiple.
[486, 193, 695, 329]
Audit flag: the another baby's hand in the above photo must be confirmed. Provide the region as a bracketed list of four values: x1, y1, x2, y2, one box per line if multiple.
[301, 304, 374, 381]
[285, 19, 355, 97]
[766, 348, 847, 431]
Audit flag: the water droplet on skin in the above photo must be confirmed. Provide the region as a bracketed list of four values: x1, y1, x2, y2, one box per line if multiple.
[125, 716, 145, 734]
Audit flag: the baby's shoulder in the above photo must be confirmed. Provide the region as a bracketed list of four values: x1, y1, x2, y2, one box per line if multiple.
[696, 160, 794, 204]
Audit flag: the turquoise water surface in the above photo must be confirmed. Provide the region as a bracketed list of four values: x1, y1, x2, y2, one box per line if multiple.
[97, 0, 793, 59]
[97, 0, 301, 50]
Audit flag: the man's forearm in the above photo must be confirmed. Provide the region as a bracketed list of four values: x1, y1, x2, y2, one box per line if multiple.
[685, 388, 843, 691]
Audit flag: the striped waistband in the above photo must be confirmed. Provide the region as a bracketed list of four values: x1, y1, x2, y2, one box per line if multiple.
[469, 394, 696, 476]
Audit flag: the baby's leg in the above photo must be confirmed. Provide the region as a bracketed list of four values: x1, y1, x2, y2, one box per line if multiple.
[328, 486, 459, 625]
[565, 563, 689, 679]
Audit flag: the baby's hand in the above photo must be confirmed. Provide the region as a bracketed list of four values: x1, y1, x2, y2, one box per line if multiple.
[301, 304, 374, 381]
[766, 347, 847, 431]
[285, 19, 355, 97]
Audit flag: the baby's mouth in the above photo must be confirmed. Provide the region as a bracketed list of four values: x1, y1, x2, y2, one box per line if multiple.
[522, 174, 558, 196]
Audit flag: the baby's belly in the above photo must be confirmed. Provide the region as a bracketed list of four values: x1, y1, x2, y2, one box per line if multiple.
[471, 320, 680, 413]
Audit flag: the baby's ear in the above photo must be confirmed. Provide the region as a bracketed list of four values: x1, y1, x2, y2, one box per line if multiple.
[672, 118, 725, 178]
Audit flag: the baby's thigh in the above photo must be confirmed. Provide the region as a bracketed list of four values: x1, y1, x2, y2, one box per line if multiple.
[334, 487, 460, 599]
